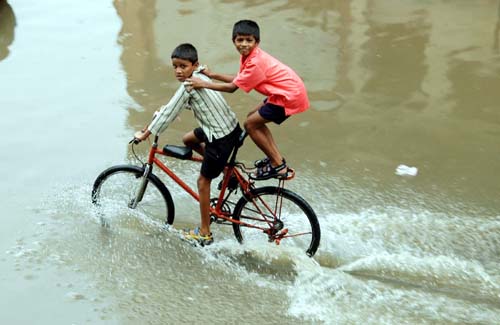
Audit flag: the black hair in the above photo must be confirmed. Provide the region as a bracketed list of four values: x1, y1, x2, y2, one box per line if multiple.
[232, 20, 260, 42]
[171, 43, 198, 64]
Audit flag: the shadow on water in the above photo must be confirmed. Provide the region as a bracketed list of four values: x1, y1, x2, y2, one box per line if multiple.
[208, 248, 299, 282]
[0, 0, 16, 61]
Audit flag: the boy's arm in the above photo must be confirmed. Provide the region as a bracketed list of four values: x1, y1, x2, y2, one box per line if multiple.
[134, 86, 189, 140]
[202, 68, 235, 83]
[210, 73, 235, 83]
[186, 77, 238, 93]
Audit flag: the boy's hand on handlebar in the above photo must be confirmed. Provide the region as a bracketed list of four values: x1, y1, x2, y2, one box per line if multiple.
[133, 129, 151, 143]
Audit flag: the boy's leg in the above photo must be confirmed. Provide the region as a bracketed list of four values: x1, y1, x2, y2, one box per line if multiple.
[247, 101, 264, 116]
[192, 125, 241, 239]
[183, 129, 205, 156]
[197, 174, 212, 236]
[244, 110, 284, 168]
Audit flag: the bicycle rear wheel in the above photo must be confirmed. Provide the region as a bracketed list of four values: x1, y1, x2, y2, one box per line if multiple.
[232, 186, 321, 257]
[91, 165, 175, 231]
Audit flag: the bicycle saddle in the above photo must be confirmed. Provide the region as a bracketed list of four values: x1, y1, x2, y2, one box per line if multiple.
[163, 145, 193, 160]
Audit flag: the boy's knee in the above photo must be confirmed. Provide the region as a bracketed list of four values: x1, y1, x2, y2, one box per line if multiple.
[183, 133, 201, 150]
[243, 119, 251, 131]
[244, 119, 263, 133]
[245, 115, 258, 128]
[182, 133, 191, 146]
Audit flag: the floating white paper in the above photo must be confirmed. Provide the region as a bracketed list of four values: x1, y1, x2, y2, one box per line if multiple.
[395, 164, 418, 176]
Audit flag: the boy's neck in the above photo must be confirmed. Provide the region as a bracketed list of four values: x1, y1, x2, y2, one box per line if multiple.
[242, 46, 258, 60]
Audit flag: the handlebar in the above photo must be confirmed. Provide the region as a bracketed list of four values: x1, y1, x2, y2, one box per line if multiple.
[130, 131, 246, 147]
[129, 135, 160, 146]
[129, 138, 141, 145]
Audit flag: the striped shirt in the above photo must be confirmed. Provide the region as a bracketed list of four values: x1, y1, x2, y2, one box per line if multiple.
[148, 67, 238, 142]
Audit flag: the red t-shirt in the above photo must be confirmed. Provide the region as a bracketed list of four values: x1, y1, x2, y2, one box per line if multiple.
[233, 47, 309, 116]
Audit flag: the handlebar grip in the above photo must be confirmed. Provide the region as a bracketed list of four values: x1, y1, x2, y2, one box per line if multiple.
[129, 138, 141, 145]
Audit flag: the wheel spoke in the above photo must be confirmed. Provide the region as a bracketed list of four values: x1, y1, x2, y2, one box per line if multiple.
[92, 166, 175, 232]
[232, 186, 320, 256]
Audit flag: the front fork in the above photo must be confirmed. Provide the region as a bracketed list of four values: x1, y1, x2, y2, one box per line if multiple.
[128, 163, 152, 209]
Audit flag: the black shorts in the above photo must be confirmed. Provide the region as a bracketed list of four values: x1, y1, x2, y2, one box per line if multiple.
[194, 125, 242, 179]
[258, 99, 289, 124]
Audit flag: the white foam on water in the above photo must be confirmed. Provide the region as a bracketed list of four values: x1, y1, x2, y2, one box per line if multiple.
[284, 205, 500, 323]
[200, 204, 500, 323]
[287, 263, 500, 324]
[340, 253, 500, 299]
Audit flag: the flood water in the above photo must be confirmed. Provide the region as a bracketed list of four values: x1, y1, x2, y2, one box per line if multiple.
[1, 0, 500, 324]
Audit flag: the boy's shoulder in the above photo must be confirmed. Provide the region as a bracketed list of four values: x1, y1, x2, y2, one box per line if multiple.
[243, 47, 278, 66]
[189, 70, 226, 98]
[193, 69, 211, 81]
[192, 65, 209, 78]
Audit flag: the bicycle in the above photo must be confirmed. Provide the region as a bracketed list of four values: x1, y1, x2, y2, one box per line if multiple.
[91, 131, 321, 257]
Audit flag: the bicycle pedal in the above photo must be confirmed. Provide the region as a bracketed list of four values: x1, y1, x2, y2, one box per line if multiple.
[278, 168, 295, 180]
[274, 229, 289, 245]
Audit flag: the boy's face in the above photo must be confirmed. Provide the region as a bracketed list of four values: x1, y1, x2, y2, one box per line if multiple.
[233, 34, 258, 57]
[172, 58, 198, 82]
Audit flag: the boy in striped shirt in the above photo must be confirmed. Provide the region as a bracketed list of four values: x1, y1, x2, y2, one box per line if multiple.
[134, 43, 241, 246]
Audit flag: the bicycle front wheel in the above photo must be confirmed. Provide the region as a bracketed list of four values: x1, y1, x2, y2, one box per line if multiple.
[232, 186, 321, 257]
[91, 165, 175, 231]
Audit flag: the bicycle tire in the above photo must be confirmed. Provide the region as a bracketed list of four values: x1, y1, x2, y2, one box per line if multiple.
[92, 165, 175, 230]
[232, 186, 321, 257]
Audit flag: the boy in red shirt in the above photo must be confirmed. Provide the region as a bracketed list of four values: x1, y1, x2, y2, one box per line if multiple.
[187, 20, 309, 180]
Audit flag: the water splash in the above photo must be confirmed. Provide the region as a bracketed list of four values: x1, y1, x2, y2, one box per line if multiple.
[14, 172, 500, 324]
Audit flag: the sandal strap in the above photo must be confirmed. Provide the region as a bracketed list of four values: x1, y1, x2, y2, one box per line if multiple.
[181, 227, 214, 247]
[254, 160, 288, 179]
[273, 161, 287, 172]
[254, 157, 270, 168]
[185, 227, 212, 239]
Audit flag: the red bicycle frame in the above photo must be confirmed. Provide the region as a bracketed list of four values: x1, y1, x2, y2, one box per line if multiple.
[143, 139, 278, 231]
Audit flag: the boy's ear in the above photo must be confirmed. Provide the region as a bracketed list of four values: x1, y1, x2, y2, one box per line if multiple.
[194, 61, 199, 67]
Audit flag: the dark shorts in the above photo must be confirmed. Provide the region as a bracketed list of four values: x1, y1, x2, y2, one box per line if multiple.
[194, 125, 242, 179]
[258, 99, 289, 124]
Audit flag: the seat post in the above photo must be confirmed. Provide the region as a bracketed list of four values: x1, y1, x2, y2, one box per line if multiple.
[228, 131, 248, 165]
